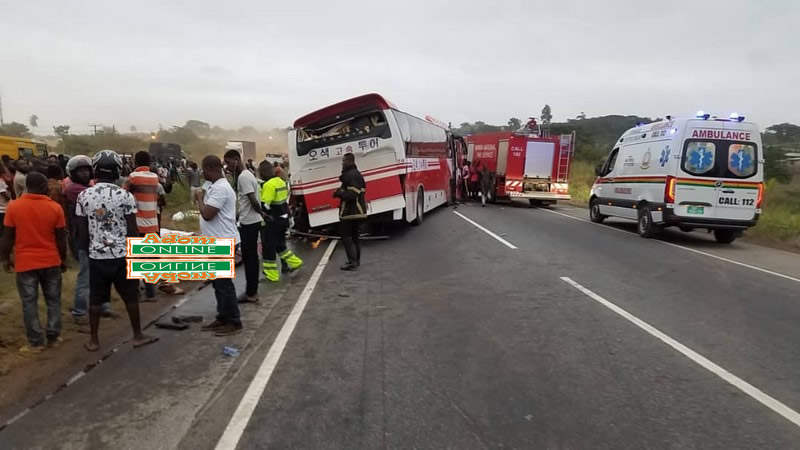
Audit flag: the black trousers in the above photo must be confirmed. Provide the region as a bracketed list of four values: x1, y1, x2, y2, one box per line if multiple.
[340, 219, 363, 265]
[239, 222, 261, 297]
[212, 278, 240, 326]
[261, 217, 289, 261]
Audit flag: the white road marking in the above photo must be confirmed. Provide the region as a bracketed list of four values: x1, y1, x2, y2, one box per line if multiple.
[453, 211, 518, 249]
[538, 207, 800, 285]
[215, 240, 338, 450]
[656, 240, 800, 284]
[560, 276, 800, 428]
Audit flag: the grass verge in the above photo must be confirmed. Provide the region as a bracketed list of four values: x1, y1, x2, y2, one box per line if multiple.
[569, 160, 595, 205]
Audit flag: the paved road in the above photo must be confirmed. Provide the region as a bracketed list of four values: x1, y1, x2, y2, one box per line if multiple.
[2, 202, 800, 449]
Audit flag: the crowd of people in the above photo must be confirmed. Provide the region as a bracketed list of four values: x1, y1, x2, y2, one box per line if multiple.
[0, 148, 305, 354]
[459, 159, 492, 206]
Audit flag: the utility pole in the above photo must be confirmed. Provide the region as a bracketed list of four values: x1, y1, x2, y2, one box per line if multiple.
[89, 124, 102, 135]
[0, 92, 4, 125]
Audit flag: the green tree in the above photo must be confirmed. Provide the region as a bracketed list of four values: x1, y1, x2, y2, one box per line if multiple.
[764, 123, 800, 145]
[29, 114, 39, 129]
[185, 120, 211, 136]
[763, 146, 793, 184]
[507, 117, 521, 130]
[576, 112, 587, 120]
[158, 126, 199, 146]
[237, 126, 259, 138]
[53, 125, 70, 137]
[540, 105, 552, 125]
[0, 121, 32, 137]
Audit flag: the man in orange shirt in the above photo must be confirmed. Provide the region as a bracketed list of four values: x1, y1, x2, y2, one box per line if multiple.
[0, 172, 67, 354]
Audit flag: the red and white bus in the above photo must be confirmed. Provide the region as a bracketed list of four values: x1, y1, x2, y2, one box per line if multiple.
[288, 93, 456, 230]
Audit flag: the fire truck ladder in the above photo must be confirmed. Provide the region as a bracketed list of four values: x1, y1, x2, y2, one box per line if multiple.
[555, 131, 575, 183]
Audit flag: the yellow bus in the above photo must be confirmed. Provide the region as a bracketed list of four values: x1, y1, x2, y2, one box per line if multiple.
[0, 135, 48, 160]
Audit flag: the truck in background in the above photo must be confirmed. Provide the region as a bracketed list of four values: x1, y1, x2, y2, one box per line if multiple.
[265, 153, 284, 166]
[465, 130, 575, 206]
[148, 142, 183, 165]
[226, 140, 256, 162]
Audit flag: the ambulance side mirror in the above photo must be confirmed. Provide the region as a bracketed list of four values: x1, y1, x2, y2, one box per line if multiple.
[594, 164, 604, 176]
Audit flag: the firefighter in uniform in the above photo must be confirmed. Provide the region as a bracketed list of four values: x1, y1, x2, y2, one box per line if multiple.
[259, 161, 302, 282]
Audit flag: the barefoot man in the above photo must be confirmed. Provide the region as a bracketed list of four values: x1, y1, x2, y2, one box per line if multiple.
[76, 150, 157, 351]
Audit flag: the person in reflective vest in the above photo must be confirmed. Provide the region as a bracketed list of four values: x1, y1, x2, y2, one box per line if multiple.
[258, 161, 302, 282]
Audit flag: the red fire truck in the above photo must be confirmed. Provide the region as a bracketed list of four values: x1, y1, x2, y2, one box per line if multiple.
[465, 130, 575, 205]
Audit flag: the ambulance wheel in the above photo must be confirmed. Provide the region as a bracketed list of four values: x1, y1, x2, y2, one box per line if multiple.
[589, 199, 606, 224]
[714, 229, 737, 244]
[637, 206, 661, 238]
[412, 188, 424, 226]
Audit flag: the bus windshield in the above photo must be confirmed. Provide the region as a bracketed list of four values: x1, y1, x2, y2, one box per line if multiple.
[296, 110, 391, 156]
[36, 142, 48, 158]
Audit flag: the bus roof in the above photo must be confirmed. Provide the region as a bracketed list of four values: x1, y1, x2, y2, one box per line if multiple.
[293, 93, 396, 129]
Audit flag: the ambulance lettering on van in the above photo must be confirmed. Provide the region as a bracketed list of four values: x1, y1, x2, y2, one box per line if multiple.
[692, 129, 751, 141]
[589, 113, 763, 244]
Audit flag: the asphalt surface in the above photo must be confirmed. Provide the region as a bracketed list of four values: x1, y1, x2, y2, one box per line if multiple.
[2, 201, 800, 449]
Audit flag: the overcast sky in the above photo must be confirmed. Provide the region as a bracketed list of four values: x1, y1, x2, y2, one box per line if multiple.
[2, 0, 798, 134]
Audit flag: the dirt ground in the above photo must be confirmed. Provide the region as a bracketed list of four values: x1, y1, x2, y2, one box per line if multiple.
[0, 182, 203, 422]
[0, 279, 200, 423]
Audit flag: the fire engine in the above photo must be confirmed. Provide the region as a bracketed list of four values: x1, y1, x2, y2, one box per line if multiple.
[465, 126, 575, 205]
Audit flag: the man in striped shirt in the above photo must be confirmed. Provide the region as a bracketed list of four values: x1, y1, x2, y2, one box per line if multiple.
[125, 151, 163, 300]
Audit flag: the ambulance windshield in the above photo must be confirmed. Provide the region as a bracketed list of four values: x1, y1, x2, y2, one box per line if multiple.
[682, 140, 757, 179]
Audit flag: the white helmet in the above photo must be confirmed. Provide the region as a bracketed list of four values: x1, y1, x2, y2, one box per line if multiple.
[66, 155, 92, 180]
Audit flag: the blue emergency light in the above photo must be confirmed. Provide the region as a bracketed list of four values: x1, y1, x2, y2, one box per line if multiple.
[729, 113, 746, 122]
[696, 110, 711, 120]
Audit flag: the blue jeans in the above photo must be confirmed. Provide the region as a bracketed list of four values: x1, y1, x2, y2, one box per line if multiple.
[17, 267, 62, 346]
[72, 249, 109, 317]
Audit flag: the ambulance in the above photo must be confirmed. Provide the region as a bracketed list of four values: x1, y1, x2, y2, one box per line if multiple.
[589, 112, 763, 243]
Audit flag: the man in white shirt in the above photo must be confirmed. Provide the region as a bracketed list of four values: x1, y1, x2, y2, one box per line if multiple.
[223, 150, 262, 304]
[195, 155, 242, 336]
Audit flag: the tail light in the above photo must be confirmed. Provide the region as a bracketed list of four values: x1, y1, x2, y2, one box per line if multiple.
[664, 176, 676, 204]
[756, 183, 764, 208]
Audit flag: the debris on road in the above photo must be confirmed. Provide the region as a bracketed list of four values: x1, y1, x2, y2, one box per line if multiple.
[222, 346, 240, 357]
[155, 322, 189, 331]
[169, 211, 199, 222]
[172, 315, 203, 324]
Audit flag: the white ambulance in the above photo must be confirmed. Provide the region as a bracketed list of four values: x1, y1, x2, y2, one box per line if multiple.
[589, 112, 763, 243]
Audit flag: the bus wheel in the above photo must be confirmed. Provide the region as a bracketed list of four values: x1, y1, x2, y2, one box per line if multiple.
[637, 206, 661, 238]
[714, 229, 737, 244]
[589, 198, 606, 224]
[412, 188, 424, 226]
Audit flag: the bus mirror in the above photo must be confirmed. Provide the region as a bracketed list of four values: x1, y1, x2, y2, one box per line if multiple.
[594, 164, 604, 176]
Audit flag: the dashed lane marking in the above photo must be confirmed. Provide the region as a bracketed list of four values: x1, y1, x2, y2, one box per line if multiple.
[561, 276, 800, 429]
[538, 207, 800, 285]
[453, 211, 518, 249]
